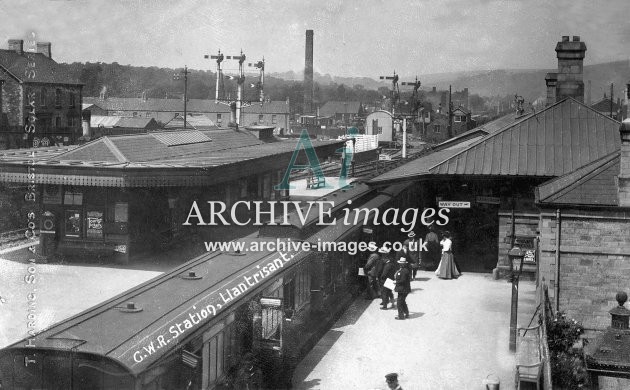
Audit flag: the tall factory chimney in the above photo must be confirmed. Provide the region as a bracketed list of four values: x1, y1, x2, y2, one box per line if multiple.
[304, 30, 314, 114]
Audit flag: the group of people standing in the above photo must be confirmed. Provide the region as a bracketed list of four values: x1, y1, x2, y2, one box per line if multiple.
[363, 228, 461, 320]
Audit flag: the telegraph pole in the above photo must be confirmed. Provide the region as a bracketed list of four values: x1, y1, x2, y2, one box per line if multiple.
[610, 83, 614, 118]
[173, 66, 190, 129]
[448, 85, 453, 138]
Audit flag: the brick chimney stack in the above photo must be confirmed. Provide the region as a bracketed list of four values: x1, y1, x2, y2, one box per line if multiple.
[619, 119, 630, 207]
[304, 30, 314, 115]
[8, 39, 24, 55]
[545, 36, 587, 106]
[36, 42, 51, 58]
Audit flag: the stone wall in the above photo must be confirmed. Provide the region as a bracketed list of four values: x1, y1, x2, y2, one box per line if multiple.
[497, 211, 539, 277]
[538, 208, 630, 330]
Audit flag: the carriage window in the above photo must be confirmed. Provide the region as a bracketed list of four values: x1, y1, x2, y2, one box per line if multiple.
[295, 267, 311, 309]
[202, 318, 238, 389]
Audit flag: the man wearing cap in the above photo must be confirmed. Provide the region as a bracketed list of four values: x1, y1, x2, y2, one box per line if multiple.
[385, 373, 403, 390]
[364, 248, 384, 299]
[379, 248, 396, 309]
[394, 257, 411, 319]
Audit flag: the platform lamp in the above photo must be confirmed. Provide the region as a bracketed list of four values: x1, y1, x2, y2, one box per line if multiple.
[508, 245, 525, 352]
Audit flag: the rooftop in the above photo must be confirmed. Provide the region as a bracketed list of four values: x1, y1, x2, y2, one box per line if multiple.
[0, 49, 81, 85]
[369, 98, 620, 184]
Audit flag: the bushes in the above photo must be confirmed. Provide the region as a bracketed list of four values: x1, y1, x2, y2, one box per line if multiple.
[546, 312, 589, 389]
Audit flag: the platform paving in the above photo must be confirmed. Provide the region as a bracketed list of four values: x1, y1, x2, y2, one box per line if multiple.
[292, 270, 537, 390]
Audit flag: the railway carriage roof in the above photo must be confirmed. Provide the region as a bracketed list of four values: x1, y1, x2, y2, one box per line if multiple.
[4, 237, 308, 374]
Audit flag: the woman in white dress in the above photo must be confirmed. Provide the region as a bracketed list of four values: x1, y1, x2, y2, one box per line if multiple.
[435, 231, 460, 279]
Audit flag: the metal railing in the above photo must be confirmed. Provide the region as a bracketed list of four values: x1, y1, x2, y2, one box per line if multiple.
[540, 282, 553, 390]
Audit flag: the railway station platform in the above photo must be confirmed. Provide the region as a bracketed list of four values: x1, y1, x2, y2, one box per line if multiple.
[292, 270, 537, 390]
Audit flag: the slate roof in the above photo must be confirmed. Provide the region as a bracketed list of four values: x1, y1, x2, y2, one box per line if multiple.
[591, 97, 621, 113]
[0, 49, 81, 85]
[55, 129, 263, 163]
[369, 98, 620, 184]
[319, 101, 362, 117]
[83, 97, 290, 114]
[535, 151, 620, 207]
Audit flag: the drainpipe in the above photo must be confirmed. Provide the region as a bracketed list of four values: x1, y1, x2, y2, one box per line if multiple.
[554, 208, 561, 312]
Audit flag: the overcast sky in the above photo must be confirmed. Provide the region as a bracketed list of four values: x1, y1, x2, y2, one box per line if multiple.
[1, 0, 629, 78]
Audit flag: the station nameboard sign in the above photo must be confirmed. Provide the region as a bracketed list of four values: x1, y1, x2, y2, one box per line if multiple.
[476, 196, 500, 205]
[379, 154, 392, 161]
[438, 201, 471, 208]
[260, 297, 283, 307]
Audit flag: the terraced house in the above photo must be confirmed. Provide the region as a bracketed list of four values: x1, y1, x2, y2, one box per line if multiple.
[0, 39, 83, 149]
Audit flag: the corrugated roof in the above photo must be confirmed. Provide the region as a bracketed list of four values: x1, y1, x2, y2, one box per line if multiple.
[164, 114, 217, 130]
[432, 98, 620, 177]
[83, 97, 290, 114]
[319, 101, 362, 117]
[115, 117, 157, 129]
[0, 49, 81, 85]
[369, 98, 620, 184]
[536, 151, 620, 207]
[91, 115, 121, 128]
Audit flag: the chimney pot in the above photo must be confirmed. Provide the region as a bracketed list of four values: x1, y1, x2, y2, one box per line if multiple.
[8, 39, 24, 55]
[36, 42, 51, 58]
[562, 36, 569, 42]
[572, 36, 580, 42]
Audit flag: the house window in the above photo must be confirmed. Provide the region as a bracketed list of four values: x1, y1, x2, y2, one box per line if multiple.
[55, 89, 62, 107]
[55, 116, 61, 128]
[40, 88, 47, 106]
[433, 124, 441, 133]
[132, 112, 138, 117]
[272, 115, 277, 124]
[217, 113, 222, 125]
[67, 116, 74, 127]
[69, 93, 75, 108]
[145, 112, 151, 118]
[378, 126, 383, 135]
[258, 114, 264, 122]
[64, 210, 82, 237]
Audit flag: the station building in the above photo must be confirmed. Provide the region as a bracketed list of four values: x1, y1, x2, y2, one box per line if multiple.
[0, 128, 343, 263]
[368, 36, 622, 279]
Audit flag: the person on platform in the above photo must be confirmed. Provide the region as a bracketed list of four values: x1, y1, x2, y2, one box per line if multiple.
[403, 232, 420, 279]
[379, 249, 396, 309]
[435, 231, 460, 279]
[364, 247, 385, 299]
[385, 373, 403, 390]
[423, 224, 441, 270]
[394, 257, 411, 320]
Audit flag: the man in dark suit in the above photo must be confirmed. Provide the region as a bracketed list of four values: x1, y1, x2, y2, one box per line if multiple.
[385, 372, 403, 390]
[394, 257, 411, 320]
[364, 247, 385, 299]
[379, 249, 396, 309]
[399, 232, 420, 279]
